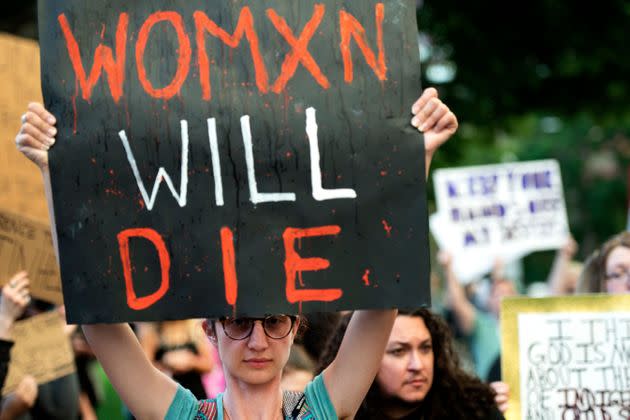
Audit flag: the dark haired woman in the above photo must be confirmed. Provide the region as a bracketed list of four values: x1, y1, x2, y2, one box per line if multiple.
[319, 309, 505, 420]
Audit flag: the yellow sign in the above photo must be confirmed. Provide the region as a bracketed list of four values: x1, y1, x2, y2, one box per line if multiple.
[501, 294, 630, 420]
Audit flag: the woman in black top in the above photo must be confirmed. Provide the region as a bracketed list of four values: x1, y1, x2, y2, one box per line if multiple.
[139, 320, 213, 399]
[320, 309, 505, 420]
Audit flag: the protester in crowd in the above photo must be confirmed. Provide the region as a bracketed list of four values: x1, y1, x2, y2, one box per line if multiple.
[577, 230, 630, 294]
[9, 299, 81, 420]
[15, 87, 458, 419]
[0, 272, 39, 420]
[437, 251, 516, 382]
[138, 320, 213, 399]
[318, 309, 506, 419]
[0, 275, 81, 420]
[0, 272, 31, 389]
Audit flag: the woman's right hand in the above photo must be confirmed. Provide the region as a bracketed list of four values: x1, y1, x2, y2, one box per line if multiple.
[15, 102, 56, 170]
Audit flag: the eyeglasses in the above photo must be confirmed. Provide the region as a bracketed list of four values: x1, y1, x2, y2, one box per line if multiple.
[220, 315, 296, 340]
[605, 267, 630, 283]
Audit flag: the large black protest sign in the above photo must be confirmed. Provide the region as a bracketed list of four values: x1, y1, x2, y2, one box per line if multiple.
[38, 0, 428, 323]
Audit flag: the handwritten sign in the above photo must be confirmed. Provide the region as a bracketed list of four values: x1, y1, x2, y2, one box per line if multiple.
[430, 160, 569, 282]
[38, 0, 429, 323]
[0, 34, 49, 224]
[501, 295, 630, 420]
[1, 311, 76, 396]
[0, 210, 62, 304]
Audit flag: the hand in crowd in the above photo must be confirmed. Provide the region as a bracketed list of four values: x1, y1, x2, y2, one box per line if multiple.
[15, 103, 56, 170]
[491, 257, 506, 283]
[13, 375, 38, 408]
[561, 235, 578, 259]
[548, 234, 581, 295]
[437, 250, 452, 269]
[0, 375, 38, 420]
[0, 272, 31, 339]
[490, 381, 510, 414]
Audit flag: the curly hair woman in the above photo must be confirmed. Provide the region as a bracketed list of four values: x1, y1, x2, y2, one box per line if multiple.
[319, 309, 504, 420]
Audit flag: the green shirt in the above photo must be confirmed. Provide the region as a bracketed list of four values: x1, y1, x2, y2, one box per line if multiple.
[165, 373, 337, 419]
[470, 310, 500, 381]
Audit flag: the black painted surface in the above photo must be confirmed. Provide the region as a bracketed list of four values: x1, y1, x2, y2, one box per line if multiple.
[38, 0, 429, 322]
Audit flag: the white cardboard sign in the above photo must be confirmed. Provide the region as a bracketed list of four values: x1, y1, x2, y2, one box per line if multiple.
[431, 160, 569, 282]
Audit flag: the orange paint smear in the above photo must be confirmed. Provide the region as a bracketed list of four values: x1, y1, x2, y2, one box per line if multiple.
[104, 188, 124, 198]
[381, 220, 392, 237]
[362, 269, 371, 286]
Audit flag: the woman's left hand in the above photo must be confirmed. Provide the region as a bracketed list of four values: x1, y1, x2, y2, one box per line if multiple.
[410, 87, 458, 174]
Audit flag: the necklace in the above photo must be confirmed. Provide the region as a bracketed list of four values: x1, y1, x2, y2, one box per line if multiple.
[223, 404, 285, 420]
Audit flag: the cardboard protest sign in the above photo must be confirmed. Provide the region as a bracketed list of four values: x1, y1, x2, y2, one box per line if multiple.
[38, 0, 429, 323]
[0, 33, 49, 224]
[431, 160, 569, 283]
[0, 210, 63, 304]
[501, 294, 630, 420]
[1, 311, 76, 396]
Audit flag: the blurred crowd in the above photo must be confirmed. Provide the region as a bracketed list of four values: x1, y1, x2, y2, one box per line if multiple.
[0, 229, 626, 419]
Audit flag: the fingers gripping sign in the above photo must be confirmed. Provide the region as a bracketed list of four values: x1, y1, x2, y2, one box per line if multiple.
[15, 102, 57, 169]
[410, 88, 458, 175]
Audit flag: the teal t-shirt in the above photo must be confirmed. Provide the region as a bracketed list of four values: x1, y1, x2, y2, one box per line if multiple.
[165, 373, 337, 420]
[470, 310, 500, 381]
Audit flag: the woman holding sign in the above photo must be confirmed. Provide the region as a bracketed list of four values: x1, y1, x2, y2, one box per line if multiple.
[15, 87, 457, 420]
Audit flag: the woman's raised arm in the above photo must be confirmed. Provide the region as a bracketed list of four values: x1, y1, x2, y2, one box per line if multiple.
[323, 88, 458, 419]
[15, 103, 178, 420]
